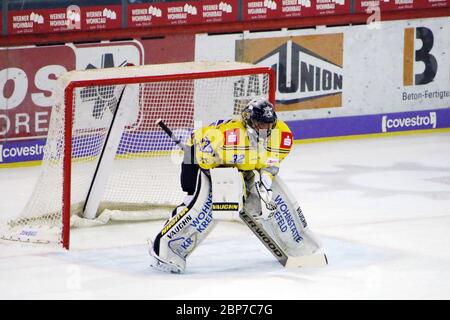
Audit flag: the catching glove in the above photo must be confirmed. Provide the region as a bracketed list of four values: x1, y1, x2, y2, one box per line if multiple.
[254, 172, 277, 220]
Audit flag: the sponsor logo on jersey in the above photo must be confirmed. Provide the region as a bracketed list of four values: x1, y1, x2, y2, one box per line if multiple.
[212, 202, 239, 211]
[280, 132, 293, 149]
[224, 129, 240, 145]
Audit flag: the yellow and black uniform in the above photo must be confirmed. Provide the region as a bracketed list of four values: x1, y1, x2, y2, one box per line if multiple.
[181, 118, 293, 194]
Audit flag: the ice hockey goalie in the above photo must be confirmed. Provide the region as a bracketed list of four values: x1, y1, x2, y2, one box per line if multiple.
[149, 97, 324, 273]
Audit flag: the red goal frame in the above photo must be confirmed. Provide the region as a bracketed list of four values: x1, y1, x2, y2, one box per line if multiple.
[62, 66, 276, 249]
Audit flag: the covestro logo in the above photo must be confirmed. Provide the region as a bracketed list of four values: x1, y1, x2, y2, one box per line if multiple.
[0, 143, 44, 163]
[382, 112, 436, 132]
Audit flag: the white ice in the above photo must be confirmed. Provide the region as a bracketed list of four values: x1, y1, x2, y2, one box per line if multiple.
[1, 131, 450, 299]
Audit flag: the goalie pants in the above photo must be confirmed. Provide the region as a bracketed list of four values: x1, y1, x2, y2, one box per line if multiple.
[181, 144, 199, 195]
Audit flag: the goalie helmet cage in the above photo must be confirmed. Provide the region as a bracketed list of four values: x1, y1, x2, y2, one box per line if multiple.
[1, 62, 275, 249]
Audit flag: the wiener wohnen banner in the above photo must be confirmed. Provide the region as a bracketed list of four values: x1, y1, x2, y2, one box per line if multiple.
[128, 0, 239, 28]
[242, 0, 350, 21]
[7, 0, 122, 35]
[356, 0, 449, 13]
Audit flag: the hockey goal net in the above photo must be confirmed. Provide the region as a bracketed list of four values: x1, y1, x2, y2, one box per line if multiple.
[0, 62, 274, 249]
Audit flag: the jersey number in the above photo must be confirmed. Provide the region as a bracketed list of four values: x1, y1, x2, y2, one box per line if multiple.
[232, 154, 245, 164]
[199, 138, 213, 153]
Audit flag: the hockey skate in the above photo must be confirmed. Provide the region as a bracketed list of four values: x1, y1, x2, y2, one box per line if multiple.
[148, 241, 185, 274]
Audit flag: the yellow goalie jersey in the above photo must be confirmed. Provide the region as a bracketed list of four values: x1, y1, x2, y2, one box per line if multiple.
[188, 119, 293, 177]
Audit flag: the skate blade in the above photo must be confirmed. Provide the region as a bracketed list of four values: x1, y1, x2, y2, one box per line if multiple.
[150, 257, 182, 274]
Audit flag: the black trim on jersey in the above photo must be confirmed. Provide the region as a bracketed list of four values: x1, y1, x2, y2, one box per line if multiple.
[266, 146, 291, 154]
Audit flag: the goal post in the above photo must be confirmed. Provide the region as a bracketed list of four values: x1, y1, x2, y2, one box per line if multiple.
[1, 62, 275, 249]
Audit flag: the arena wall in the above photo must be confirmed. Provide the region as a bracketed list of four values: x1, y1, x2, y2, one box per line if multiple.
[195, 16, 450, 140]
[0, 1, 449, 166]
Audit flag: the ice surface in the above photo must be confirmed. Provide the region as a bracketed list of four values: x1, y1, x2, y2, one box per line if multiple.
[1, 132, 450, 299]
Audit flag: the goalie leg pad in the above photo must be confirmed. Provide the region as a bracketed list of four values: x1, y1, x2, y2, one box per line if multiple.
[149, 240, 184, 274]
[150, 170, 215, 273]
[262, 176, 323, 257]
[244, 173, 323, 258]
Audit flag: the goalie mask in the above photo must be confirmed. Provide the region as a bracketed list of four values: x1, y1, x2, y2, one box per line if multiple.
[242, 97, 277, 141]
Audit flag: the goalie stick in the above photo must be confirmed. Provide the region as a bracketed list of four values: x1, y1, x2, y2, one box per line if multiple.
[156, 119, 188, 152]
[83, 82, 128, 218]
[156, 119, 327, 268]
[239, 210, 327, 268]
[83, 62, 135, 219]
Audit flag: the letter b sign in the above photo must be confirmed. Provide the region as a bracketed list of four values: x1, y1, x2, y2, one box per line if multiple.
[404, 27, 438, 86]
